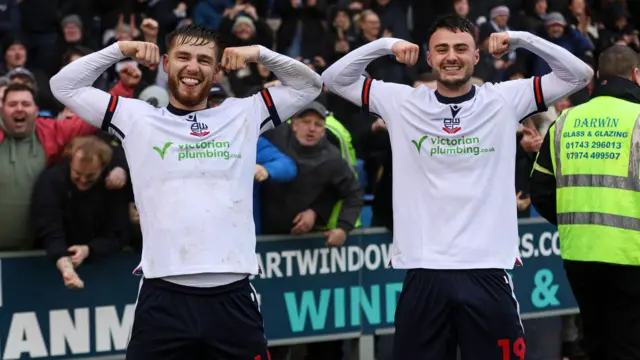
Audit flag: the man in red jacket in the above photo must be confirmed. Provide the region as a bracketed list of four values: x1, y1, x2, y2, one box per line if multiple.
[0, 67, 140, 251]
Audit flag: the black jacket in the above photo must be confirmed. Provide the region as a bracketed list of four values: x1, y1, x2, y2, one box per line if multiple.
[32, 161, 129, 262]
[530, 77, 640, 226]
[260, 125, 363, 235]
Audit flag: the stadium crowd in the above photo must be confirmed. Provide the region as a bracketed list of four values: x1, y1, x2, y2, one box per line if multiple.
[0, 0, 638, 359]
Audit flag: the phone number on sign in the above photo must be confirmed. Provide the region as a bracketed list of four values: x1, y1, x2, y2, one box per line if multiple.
[565, 141, 622, 150]
[565, 151, 621, 160]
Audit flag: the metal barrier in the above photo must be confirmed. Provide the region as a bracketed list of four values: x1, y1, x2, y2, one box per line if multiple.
[0, 218, 577, 359]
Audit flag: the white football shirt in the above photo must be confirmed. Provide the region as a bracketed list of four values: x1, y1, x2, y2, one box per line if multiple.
[322, 34, 592, 270]
[50, 42, 322, 279]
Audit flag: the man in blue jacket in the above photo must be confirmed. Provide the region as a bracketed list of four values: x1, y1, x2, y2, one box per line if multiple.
[208, 85, 297, 234]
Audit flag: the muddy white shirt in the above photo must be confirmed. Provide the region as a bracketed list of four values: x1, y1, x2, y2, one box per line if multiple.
[50, 42, 322, 279]
[322, 33, 593, 270]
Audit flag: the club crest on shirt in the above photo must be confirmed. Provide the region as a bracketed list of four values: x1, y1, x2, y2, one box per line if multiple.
[186, 114, 211, 137]
[442, 105, 462, 134]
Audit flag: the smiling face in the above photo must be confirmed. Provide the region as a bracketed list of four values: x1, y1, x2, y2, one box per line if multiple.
[427, 27, 479, 90]
[163, 36, 219, 109]
[1, 89, 38, 138]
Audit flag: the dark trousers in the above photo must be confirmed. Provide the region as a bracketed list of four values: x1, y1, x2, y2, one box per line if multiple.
[393, 269, 525, 360]
[126, 277, 269, 360]
[564, 260, 640, 360]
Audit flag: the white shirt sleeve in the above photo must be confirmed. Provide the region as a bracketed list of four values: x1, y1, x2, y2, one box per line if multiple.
[50, 42, 153, 141]
[252, 46, 323, 134]
[493, 31, 594, 122]
[321, 38, 413, 121]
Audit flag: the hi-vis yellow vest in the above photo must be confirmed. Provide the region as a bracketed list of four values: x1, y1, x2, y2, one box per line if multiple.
[548, 96, 640, 265]
[324, 115, 361, 230]
[286, 116, 361, 229]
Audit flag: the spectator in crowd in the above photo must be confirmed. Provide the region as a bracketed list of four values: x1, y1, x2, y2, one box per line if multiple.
[276, 0, 328, 62]
[32, 135, 129, 289]
[325, 7, 358, 66]
[192, 0, 235, 31]
[260, 102, 363, 239]
[526, 12, 594, 77]
[616, 25, 640, 52]
[56, 15, 91, 71]
[371, 0, 410, 42]
[520, 0, 549, 32]
[477, 6, 517, 82]
[564, 0, 604, 53]
[352, 9, 408, 83]
[218, 3, 275, 97]
[598, 3, 634, 50]
[0, 72, 136, 251]
[219, 2, 273, 49]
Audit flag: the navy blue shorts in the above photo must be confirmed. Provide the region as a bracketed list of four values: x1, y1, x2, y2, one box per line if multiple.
[393, 269, 525, 360]
[126, 277, 269, 360]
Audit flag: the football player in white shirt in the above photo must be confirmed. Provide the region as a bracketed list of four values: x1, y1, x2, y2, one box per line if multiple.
[50, 25, 322, 360]
[322, 15, 593, 360]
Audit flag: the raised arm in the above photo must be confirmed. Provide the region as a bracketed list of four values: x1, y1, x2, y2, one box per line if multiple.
[321, 38, 416, 120]
[491, 31, 594, 120]
[50, 43, 126, 128]
[50, 41, 157, 140]
[509, 31, 593, 105]
[250, 46, 323, 133]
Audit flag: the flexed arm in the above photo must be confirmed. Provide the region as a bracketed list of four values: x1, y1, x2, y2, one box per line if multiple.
[221, 45, 323, 133]
[321, 38, 418, 120]
[506, 31, 593, 105]
[489, 32, 594, 121]
[50, 41, 158, 139]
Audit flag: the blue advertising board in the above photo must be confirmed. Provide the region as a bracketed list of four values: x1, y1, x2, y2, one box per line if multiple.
[0, 219, 577, 359]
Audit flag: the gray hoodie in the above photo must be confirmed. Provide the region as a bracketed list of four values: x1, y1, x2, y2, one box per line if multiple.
[0, 117, 46, 250]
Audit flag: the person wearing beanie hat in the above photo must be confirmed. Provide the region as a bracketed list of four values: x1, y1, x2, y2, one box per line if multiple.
[61, 14, 83, 44]
[233, 15, 256, 38]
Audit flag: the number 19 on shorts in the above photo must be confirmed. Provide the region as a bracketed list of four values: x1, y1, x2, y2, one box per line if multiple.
[498, 338, 526, 360]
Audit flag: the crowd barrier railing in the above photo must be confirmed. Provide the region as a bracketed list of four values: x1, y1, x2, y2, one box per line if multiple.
[0, 218, 577, 360]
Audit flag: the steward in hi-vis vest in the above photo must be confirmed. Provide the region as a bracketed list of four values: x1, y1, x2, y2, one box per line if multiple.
[530, 45, 640, 360]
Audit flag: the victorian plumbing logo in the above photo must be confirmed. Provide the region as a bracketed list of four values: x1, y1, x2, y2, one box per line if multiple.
[411, 105, 495, 157]
[152, 113, 241, 161]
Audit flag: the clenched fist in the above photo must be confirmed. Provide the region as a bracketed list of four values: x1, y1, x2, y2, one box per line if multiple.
[221, 46, 260, 73]
[488, 32, 511, 59]
[119, 65, 142, 88]
[391, 40, 420, 66]
[254, 164, 269, 182]
[118, 41, 160, 68]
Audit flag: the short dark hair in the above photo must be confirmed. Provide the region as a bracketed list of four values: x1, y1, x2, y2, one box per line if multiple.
[3, 83, 36, 104]
[165, 24, 223, 63]
[426, 15, 476, 47]
[62, 45, 93, 66]
[598, 45, 640, 79]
